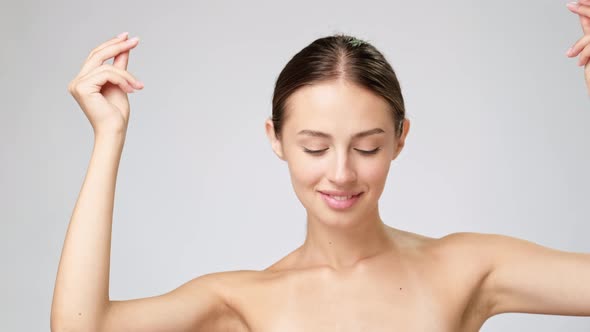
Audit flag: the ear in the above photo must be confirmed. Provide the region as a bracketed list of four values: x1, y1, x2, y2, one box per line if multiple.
[392, 118, 410, 161]
[265, 117, 286, 160]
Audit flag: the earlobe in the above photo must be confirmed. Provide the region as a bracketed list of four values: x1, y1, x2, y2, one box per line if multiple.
[265, 118, 285, 160]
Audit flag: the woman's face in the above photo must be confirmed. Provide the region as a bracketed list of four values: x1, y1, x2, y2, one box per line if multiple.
[266, 79, 410, 227]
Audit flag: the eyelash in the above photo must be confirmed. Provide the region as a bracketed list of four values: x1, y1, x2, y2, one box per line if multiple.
[303, 147, 381, 155]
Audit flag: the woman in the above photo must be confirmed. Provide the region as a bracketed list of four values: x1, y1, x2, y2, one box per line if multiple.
[51, 3, 590, 332]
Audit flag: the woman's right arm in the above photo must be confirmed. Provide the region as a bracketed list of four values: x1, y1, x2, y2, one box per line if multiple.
[51, 135, 227, 332]
[50, 33, 226, 332]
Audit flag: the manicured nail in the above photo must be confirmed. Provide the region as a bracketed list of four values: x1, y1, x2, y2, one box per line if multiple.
[117, 32, 129, 39]
[566, 47, 573, 56]
[566, 2, 579, 10]
[126, 37, 139, 43]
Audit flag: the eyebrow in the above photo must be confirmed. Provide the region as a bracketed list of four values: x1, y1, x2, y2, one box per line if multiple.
[297, 128, 385, 139]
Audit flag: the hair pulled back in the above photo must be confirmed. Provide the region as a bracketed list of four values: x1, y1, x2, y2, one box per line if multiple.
[271, 34, 406, 139]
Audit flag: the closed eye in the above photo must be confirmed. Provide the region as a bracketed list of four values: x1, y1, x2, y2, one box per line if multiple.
[303, 148, 329, 155]
[355, 147, 381, 155]
[303, 147, 381, 155]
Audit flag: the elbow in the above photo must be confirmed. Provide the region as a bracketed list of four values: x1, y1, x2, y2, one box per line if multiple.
[50, 301, 109, 332]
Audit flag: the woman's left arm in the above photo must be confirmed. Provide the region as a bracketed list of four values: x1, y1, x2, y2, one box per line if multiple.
[477, 233, 590, 317]
[566, 0, 590, 95]
[457, 3, 590, 321]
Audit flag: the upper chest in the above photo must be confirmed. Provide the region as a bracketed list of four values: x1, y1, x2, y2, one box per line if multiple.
[255, 274, 448, 331]
[229, 250, 490, 332]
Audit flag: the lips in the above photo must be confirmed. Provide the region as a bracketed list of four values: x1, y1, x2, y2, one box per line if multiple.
[318, 190, 363, 209]
[318, 190, 363, 197]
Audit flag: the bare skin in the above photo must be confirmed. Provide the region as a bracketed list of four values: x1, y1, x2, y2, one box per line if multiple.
[222, 228, 496, 332]
[51, 3, 590, 332]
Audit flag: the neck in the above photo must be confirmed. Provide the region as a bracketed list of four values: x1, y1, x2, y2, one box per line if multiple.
[299, 204, 395, 270]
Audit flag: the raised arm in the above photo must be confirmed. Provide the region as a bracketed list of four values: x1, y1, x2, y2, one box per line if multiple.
[50, 33, 227, 332]
[445, 232, 590, 319]
[460, 3, 590, 319]
[470, 1, 588, 316]
[481, 233, 590, 316]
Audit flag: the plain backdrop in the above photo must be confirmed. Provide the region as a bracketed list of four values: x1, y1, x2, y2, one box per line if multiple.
[1, 0, 589, 330]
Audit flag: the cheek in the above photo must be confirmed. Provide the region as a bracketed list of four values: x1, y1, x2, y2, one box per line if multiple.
[288, 156, 324, 187]
[285, 158, 325, 210]
[358, 158, 391, 187]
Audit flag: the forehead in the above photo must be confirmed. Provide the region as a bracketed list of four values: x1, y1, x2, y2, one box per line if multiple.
[283, 80, 394, 135]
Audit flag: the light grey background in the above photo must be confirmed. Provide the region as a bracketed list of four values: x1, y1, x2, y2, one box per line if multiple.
[1, 0, 589, 330]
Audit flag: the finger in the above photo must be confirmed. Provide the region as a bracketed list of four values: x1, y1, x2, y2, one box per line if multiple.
[112, 33, 131, 70]
[79, 37, 140, 78]
[78, 68, 137, 94]
[113, 49, 130, 71]
[581, 12, 590, 35]
[85, 32, 129, 62]
[576, 44, 590, 66]
[566, 34, 590, 57]
[567, 3, 590, 34]
[80, 64, 144, 89]
[579, 4, 590, 34]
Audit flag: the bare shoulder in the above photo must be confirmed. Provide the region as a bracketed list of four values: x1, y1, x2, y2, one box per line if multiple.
[387, 228, 496, 268]
[102, 269, 267, 332]
[194, 268, 273, 301]
[439, 231, 590, 317]
[198, 269, 265, 285]
[197, 268, 287, 303]
[429, 231, 500, 276]
[435, 231, 532, 260]
[421, 231, 501, 326]
[431, 231, 501, 253]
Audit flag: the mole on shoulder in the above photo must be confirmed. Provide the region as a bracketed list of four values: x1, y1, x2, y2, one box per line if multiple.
[399, 287, 402, 290]
[78, 312, 82, 316]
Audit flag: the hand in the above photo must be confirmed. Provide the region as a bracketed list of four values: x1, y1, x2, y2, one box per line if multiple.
[67, 32, 144, 136]
[566, 1, 590, 95]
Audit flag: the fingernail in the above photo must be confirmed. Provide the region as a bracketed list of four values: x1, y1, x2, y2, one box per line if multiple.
[566, 2, 579, 10]
[117, 32, 129, 39]
[566, 47, 573, 56]
[126, 37, 139, 43]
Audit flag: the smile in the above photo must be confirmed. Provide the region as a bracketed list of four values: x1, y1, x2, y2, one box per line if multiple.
[318, 191, 363, 210]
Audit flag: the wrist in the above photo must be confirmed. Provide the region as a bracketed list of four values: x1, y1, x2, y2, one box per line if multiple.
[94, 131, 126, 146]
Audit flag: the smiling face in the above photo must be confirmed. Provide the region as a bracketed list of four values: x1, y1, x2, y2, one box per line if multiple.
[266, 79, 410, 227]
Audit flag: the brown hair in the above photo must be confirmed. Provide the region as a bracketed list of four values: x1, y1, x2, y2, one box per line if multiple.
[271, 33, 406, 139]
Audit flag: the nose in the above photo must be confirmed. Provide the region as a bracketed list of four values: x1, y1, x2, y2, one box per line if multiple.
[327, 150, 357, 185]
